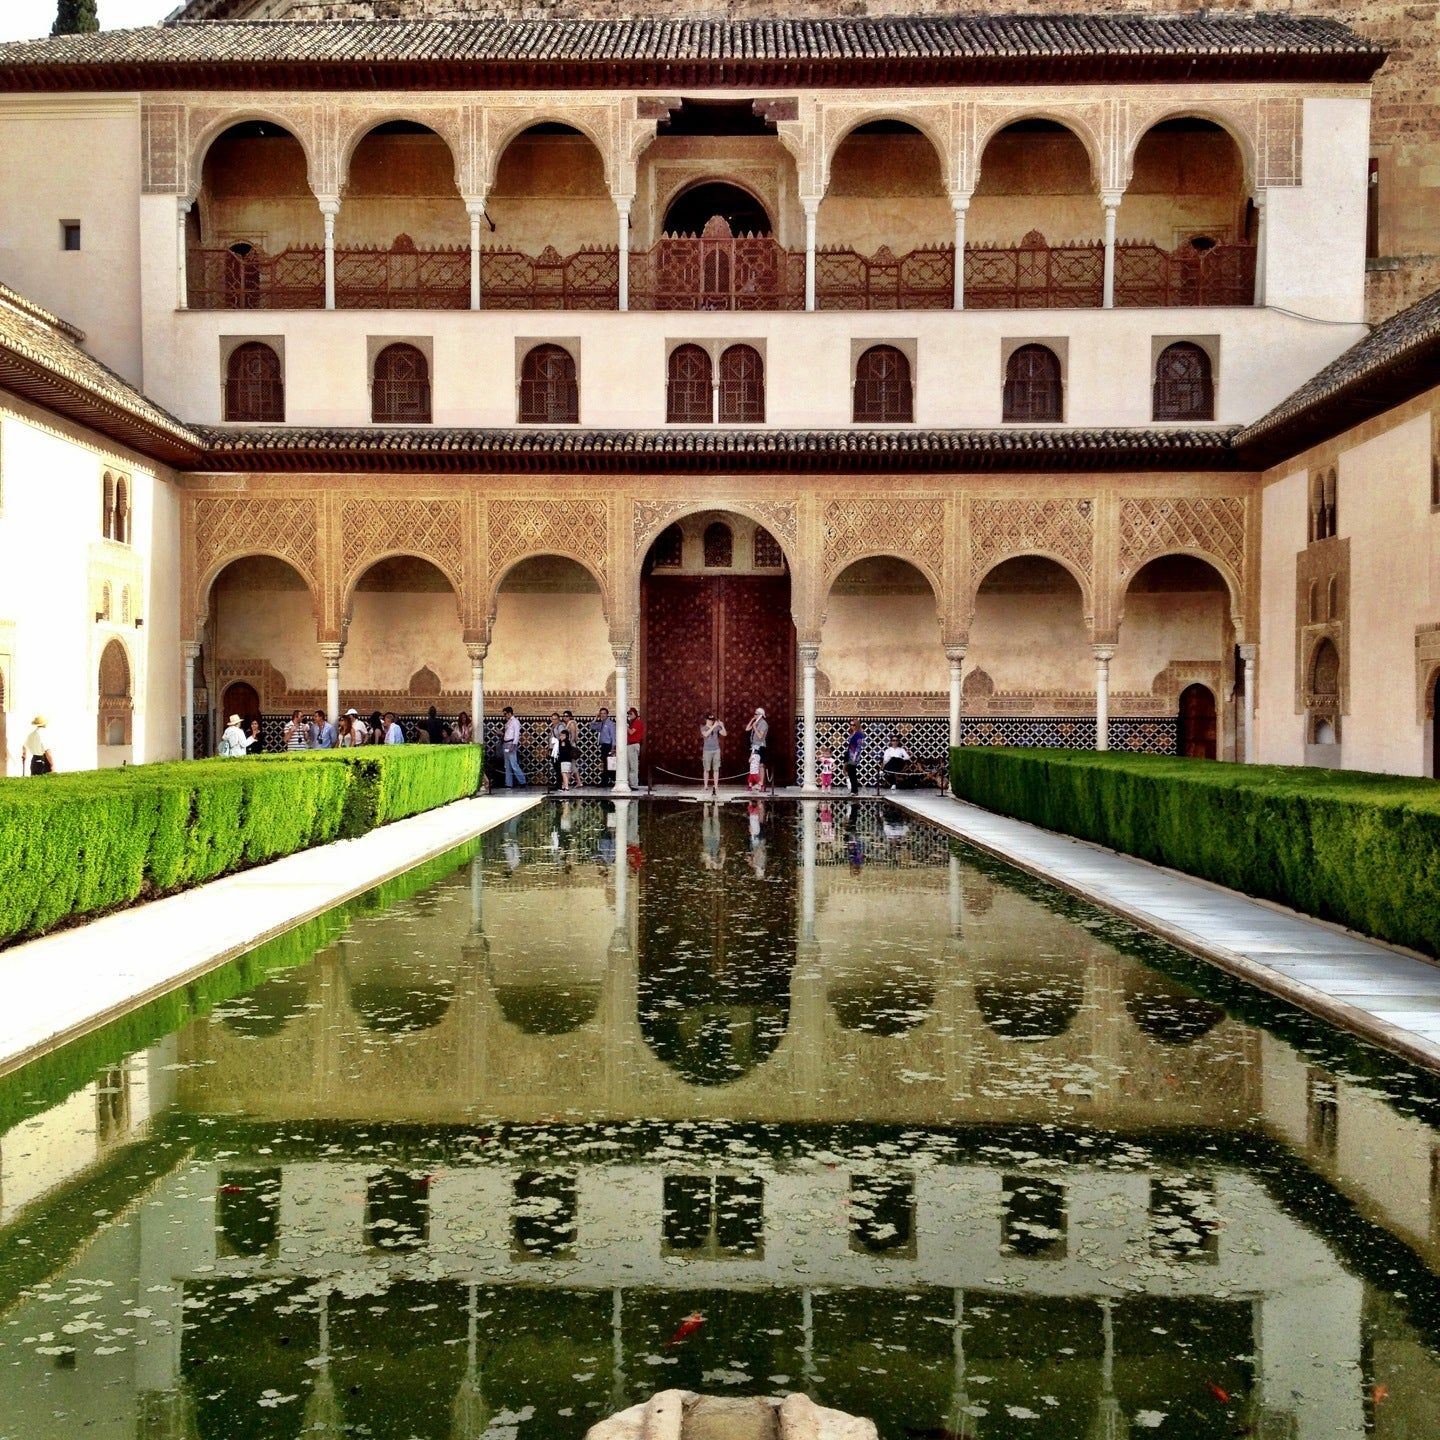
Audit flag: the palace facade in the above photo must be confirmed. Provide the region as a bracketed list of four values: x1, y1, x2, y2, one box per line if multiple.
[0, 6, 1437, 779]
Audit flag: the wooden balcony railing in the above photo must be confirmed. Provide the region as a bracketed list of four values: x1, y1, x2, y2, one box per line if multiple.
[187, 235, 1258, 312]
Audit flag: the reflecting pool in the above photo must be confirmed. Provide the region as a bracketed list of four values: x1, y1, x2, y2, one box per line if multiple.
[4, 799, 1440, 1440]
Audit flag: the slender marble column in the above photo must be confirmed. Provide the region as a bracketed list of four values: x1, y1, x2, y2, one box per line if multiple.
[803, 200, 819, 312]
[612, 647, 632, 795]
[319, 642, 342, 722]
[176, 198, 192, 310]
[466, 642, 487, 744]
[1239, 642, 1258, 764]
[465, 199, 485, 310]
[946, 645, 966, 752]
[615, 198, 632, 312]
[319, 198, 340, 310]
[1252, 190, 1268, 306]
[951, 195, 969, 309]
[1094, 646, 1114, 751]
[182, 642, 199, 760]
[1101, 191, 1122, 309]
[800, 643, 819, 790]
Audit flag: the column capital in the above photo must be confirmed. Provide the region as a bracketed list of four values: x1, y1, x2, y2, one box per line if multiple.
[612, 644, 633, 667]
[611, 191, 634, 215]
[945, 644, 968, 665]
[463, 194, 488, 219]
[177, 195, 194, 216]
[465, 641, 489, 665]
[1237, 642, 1259, 662]
[319, 641, 344, 666]
[1091, 645, 1115, 664]
[949, 190, 973, 214]
[317, 196, 341, 217]
[1100, 188, 1124, 210]
[181, 640, 201, 662]
[798, 642, 821, 668]
[799, 193, 823, 217]
[1251, 186, 1269, 208]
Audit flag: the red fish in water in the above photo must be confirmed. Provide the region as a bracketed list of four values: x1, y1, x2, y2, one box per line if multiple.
[1373, 1385, 1390, 1405]
[218, 1184, 246, 1194]
[665, 1313, 705, 1347]
[1207, 1381, 1231, 1405]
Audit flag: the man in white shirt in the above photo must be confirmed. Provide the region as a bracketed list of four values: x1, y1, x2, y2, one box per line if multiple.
[501, 706, 526, 787]
[22, 715, 54, 775]
[345, 708, 368, 745]
[383, 712, 405, 745]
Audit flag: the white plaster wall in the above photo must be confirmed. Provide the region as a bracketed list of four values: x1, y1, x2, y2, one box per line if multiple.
[1337, 411, 1436, 775]
[1257, 466, 1308, 767]
[0, 402, 181, 774]
[345, 590, 472, 693]
[1112, 592, 1228, 693]
[488, 588, 611, 695]
[1264, 97, 1370, 324]
[969, 589, 1093, 692]
[0, 98, 144, 382]
[157, 303, 1361, 431]
[822, 590, 947, 693]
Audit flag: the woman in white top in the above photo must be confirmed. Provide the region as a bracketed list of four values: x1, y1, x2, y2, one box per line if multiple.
[219, 713, 255, 757]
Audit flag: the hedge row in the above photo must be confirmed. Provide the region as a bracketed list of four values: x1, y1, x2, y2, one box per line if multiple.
[0, 746, 482, 945]
[950, 747, 1440, 957]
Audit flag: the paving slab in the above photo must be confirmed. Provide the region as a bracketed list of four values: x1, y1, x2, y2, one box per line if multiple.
[887, 791, 1440, 1075]
[0, 792, 539, 1077]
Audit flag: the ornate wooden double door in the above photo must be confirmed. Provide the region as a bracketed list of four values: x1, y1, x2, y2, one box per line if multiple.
[642, 573, 795, 785]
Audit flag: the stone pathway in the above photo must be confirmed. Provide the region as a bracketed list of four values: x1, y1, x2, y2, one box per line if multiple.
[887, 791, 1440, 1074]
[0, 792, 538, 1076]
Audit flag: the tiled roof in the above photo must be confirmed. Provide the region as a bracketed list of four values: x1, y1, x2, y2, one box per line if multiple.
[0, 13, 1385, 88]
[0, 283, 203, 465]
[197, 424, 1242, 474]
[1237, 287, 1440, 461]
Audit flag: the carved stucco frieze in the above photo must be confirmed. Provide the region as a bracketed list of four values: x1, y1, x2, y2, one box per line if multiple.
[1117, 495, 1246, 594]
[821, 496, 945, 595]
[488, 496, 610, 599]
[969, 496, 1094, 592]
[339, 495, 466, 596]
[191, 494, 320, 599]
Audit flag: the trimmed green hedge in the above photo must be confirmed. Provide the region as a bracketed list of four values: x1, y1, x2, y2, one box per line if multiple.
[950, 748, 1440, 957]
[0, 746, 482, 945]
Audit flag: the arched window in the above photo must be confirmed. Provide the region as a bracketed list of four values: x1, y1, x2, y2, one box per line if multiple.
[224, 342, 284, 423]
[853, 345, 913, 423]
[652, 524, 684, 568]
[113, 477, 130, 545]
[719, 344, 765, 423]
[102, 472, 115, 539]
[1308, 637, 1341, 744]
[97, 638, 133, 746]
[1323, 468, 1338, 539]
[703, 521, 733, 568]
[1003, 345, 1062, 423]
[518, 344, 579, 424]
[1326, 576, 1339, 620]
[1152, 342, 1214, 421]
[371, 343, 431, 424]
[1307, 581, 1320, 624]
[100, 582, 112, 622]
[666, 344, 712, 424]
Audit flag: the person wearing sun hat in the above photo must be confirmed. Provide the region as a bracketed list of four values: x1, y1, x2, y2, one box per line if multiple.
[219, 712, 253, 758]
[22, 715, 54, 775]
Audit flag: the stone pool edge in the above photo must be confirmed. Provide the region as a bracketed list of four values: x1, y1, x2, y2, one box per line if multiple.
[0, 791, 540, 1079]
[886, 790, 1440, 1077]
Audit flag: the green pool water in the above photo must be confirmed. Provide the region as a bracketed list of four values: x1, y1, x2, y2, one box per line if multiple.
[3, 798, 1440, 1440]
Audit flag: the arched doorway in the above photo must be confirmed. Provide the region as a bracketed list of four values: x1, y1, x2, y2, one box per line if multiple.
[222, 682, 261, 748]
[641, 512, 794, 785]
[1178, 683, 1217, 759]
[663, 181, 772, 237]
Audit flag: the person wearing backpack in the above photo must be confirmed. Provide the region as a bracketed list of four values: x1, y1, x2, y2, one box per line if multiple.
[219, 713, 253, 758]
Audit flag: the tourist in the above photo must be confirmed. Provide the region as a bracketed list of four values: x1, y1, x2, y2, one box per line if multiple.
[283, 710, 310, 751]
[556, 723, 576, 791]
[818, 744, 835, 788]
[367, 711, 384, 745]
[748, 799, 768, 878]
[455, 710, 473, 744]
[590, 706, 616, 787]
[218, 712, 253, 757]
[248, 718, 262, 754]
[345, 708, 368, 745]
[545, 712, 563, 789]
[844, 719, 865, 793]
[701, 800, 724, 870]
[627, 706, 644, 788]
[383, 712, 405, 744]
[337, 714, 355, 747]
[747, 747, 764, 792]
[22, 715, 54, 775]
[564, 709, 581, 780]
[422, 705, 445, 744]
[501, 706, 526, 787]
[745, 707, 770, 787]
[313, 708, 337, 749]
[440, 722, 454, 742]
[880, 733, 911, 787]
[700, 713, 726, 795]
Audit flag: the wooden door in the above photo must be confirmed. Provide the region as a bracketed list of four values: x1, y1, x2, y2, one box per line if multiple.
[223, 682, 261, 726]
[642, 573, 794, 784]
[1178, 683, 1217, 760]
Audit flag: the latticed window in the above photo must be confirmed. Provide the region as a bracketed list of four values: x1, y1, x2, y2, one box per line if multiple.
[372, 343, 431, 424]
[113, 477, 131, 545]
[752, 526, 783, 568]
[224, 342, 285, 423]
[653, 524, 684, 568]
[102, 471, 115, 539]
[853, 345, 913, 423]
[719, 344, 765, 423]
[1003, 344, 1063, 423]
[97, 638, 133, 745]
[703, 521, 733, 567]
[519, 344, 579, 424]
[666, 344, 712, 423]
[1152, 342, 1214, 421]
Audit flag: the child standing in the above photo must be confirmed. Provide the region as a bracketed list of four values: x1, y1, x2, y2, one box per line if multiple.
[747, 748, 764, 792]
[556, 726, 575, 791]
[818, 745, 835, 788]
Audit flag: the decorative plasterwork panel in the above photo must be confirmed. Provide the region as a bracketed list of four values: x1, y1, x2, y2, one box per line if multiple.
[973, 101, 1107, 190]
[1117, 496, 1246, 595]
[1118, 95, 1296, 190]
[821, 496, 945, 594]
[335, 103, 470, 195]
[818, 101, 958, 195]
[141, 104, 184, 194]
[488, 496, 610, 596]
[969, 497, 1093, 588]
[192, 494, 320, 598]
[632, 498, 798, 559]
[340, 495, 465, 595]
[481, 101, 624, 196]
